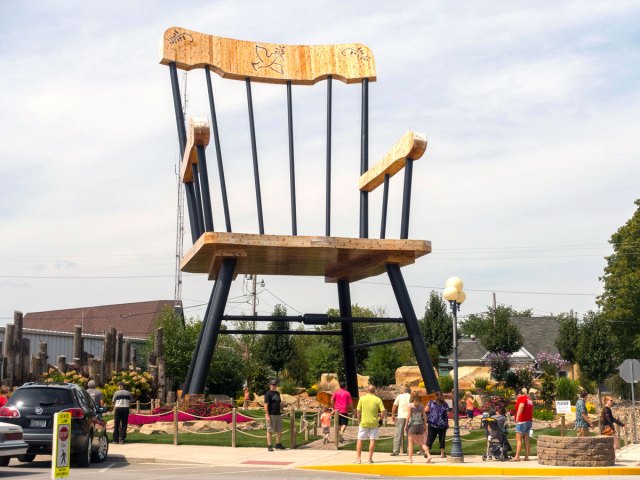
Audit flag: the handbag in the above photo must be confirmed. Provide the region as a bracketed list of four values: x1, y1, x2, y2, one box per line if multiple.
[601, 425, 614, 436]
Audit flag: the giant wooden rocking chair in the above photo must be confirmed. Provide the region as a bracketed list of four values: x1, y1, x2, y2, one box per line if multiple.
[160, 27, 439, 397]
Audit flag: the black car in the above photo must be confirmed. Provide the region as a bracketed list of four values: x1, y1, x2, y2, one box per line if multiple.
[0, 382, 109, 467]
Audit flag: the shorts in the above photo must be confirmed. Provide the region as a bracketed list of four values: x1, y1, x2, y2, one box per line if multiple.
[408, 423, 424, 435]
[267, 414, 283, 433]
[515, 421, 532, 435]
[322, 426, 330, 434]
[338, 414, 349, 427]
[467, 410, 474, 419]
[357, 427, 380, 440]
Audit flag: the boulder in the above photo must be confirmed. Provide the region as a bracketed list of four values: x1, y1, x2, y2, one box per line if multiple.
[139, 422, 174, 435]
[357, 374, 370, 388]
[319, 373, 340, 391]
[395, 366, 423, 386]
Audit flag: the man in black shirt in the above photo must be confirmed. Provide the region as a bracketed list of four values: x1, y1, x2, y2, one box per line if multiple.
[264, 379, 284, 451]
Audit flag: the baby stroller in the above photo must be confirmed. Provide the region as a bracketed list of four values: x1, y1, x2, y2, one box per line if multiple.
[481, 413, 512, 461]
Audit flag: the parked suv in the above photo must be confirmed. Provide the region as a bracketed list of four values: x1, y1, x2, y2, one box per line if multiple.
[0, 382, 109, 467]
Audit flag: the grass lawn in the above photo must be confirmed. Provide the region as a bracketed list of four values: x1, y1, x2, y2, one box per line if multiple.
[337, 427, 587, 456]
[120, 409, 321, 448]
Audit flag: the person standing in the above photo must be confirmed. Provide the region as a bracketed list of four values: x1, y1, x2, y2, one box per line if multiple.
[265, 379, 285, 451]
[425, 391, 449, 459]
[0, 386, 10, 408]
[320, 407, 333, 444]
[405, 391, 431, 463]
[601, 396, 625, 450]
[575, 390, 592, 437]
[355, 385, 386, 464]
[87, 380, 104, 407]
[112, 382, 132, 445]
[331, 381, 353, 442]
[512, 388, 534, 461]
[390, 386, 411, 456]
[463, 391, 475, 429]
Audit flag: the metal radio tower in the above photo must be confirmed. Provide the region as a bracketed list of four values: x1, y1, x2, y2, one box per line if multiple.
[174, 72, 188, 301]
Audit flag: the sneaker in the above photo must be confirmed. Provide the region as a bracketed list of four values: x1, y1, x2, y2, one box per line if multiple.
[267, 445, 274, 451]
[323, 438, 327, 444]
[368, 459, 374, 464]
[275, 443, 285, 450]
[119, 440, 125, 445]
[390, 452, 399, 456]
[354, 459, 361, 464]
[339, 434, 345, 442]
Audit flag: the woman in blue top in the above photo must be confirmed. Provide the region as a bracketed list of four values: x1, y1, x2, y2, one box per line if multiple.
[425, 391, 449, 458]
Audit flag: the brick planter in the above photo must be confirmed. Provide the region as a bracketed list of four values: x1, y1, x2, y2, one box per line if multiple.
[537, 435, 615, 466]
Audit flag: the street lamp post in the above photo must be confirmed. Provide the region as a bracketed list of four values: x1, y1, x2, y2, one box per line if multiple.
[443, 276, 466, 463]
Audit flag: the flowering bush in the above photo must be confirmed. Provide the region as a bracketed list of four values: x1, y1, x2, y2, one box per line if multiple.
[185, 401, 232, 417]
[152, 405, 173, 415]
[102, 369, 153, 408]
[486, 352, 511, 382]
[41, 368, 89, 388]
[512, 364, 535, 390]
[535, 352, 566, 376]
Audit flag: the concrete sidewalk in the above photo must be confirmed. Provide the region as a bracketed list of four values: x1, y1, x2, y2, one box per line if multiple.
[108, 441, 640, 477]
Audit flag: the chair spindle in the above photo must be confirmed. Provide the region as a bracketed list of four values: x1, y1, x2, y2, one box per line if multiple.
[245, 78, 265, 235]
[287, 81, 297, 236]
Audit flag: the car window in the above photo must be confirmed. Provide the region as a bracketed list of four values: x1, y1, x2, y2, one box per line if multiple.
[77, 389, 94, 410]
[10, 388, 74, 407]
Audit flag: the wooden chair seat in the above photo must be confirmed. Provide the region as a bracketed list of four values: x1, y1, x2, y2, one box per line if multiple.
[181, 233, 430, 283]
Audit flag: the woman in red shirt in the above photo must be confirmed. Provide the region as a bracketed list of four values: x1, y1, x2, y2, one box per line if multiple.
[512, 388, 534, 461]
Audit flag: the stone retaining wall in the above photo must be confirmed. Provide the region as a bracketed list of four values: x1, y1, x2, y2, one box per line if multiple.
[537, 435, 614, 466]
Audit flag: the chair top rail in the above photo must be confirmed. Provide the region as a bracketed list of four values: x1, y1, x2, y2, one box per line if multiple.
[160, 26, 376, 85]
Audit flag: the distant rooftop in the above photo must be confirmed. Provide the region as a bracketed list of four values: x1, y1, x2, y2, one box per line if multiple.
[23, 300, 181, 340]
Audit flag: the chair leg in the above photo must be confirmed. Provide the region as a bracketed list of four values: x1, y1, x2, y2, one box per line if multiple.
[188, 258, 237, 394]
[386, 263, 439, 392]
[337, 280, 358, 399]
[182, 280, 218, 395]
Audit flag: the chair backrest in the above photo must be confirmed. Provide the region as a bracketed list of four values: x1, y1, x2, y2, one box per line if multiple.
[161, 26, 424, 251]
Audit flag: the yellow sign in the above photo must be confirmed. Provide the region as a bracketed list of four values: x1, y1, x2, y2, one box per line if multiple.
[51, 411, 71, 479]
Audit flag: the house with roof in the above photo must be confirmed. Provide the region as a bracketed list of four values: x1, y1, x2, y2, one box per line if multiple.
[444, 316, 571, 385]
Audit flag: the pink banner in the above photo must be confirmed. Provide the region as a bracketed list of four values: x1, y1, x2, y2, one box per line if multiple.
[128, 411, 255, 426]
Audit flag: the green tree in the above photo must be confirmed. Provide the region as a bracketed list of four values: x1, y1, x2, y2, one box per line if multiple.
[422, 290, 453, 357]
[257, 304, 294, 380]
[365, 344, 403, 386]
[480, 306, 525, 354]
[575, 311, 618, 400]
[460, 305, 531, 340]
[555, 312, 580, 378]
[207, 334, 245, 397]
[597, 199, 640, 359]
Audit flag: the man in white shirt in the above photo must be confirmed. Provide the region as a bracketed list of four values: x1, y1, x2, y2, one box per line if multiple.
[390, 386, 411, 456]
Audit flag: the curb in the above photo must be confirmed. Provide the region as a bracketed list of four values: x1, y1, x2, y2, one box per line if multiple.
[300, 464, 640, 477]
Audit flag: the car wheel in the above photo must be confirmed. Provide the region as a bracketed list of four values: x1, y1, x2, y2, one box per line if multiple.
[17, 454, 36, 463]
[91, 434, 109, 463]
[76, 435, 92, 468]
[0, 457, 10, 467]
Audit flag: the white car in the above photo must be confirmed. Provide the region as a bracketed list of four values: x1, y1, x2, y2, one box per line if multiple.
[0, 421, 29, 466]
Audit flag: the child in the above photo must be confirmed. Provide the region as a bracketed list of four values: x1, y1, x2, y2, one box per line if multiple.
[464, 391, 475, 429]
[321, 407, 333, 444]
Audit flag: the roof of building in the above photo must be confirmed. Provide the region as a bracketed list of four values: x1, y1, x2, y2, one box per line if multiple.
[23, 300, 181, 340]
[457, 316, 561, 363]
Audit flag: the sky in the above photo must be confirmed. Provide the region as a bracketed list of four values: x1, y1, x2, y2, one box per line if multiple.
[1, 1, 639, 327]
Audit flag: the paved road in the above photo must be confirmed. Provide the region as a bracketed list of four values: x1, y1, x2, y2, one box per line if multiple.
[2, 460, 640, 480]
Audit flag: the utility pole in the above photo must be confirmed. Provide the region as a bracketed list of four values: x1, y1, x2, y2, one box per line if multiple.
[252, 275, 257, 316]
[492, 292, 497, 325]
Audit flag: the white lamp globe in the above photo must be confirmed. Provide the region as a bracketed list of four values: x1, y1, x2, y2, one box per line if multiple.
[445, 276, 463, 291]
[443, 286, 459, 302]
[456, 290, 467, 304]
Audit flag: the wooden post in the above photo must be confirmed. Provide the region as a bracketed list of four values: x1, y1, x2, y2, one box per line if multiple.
[304, 409, 308, 441]
[154, 327, 164, 358]
[30, 355, 40, 379]
[116, 333, 123, 371]
[124, 339, 131, 368]
[157, 357, 166, 404]
[73, 325, 83, 368]
[38, 342, 47, 375]
[173, 404, 179, 446]
[136, 400, 140, 414]
[110, 327, 117, 373]
[289, 406, 296, 449]
[14, 311, 23, 385]
[560, 414, 565, 437]
[4, 324, 15, 386]
[130, 346, 137, 368]
[232, 408, 237, 447]
[57, 355, 67, 374]
[21, 338, 30, 383]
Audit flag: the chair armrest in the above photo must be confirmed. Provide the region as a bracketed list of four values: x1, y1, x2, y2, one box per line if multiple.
[358, 131, 427, 192]
[181, 117, 210, 182]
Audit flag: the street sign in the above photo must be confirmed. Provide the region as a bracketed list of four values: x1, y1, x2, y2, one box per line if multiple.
[555, 400, 571, 414]
[619, 359, 640, 384]
[618, 358, 639, 445]
[51, 412, 71, 480]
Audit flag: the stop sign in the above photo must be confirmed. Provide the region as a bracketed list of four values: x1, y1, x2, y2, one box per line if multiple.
[619, 359, 640, 384]
[59, 425, 69, 442]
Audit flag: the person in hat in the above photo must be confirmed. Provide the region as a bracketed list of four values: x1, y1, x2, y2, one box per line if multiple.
[265, 379, 284, 451]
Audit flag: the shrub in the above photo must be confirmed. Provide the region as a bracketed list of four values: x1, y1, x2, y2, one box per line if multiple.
[533, 408, 555, 421]
[438, 375, 453, 393]
[102, 369, 153, 408]
[486, 352, 511, 382]
[504, 370, 520, 390]
[474, 377, 489, 390]
[41, 368, 89, 388]
[555, 377, 580, 403]
[513, 364, 535, 391]
[306, 387, 318, 397]
[279, 376, 297, 395]
[151, 405, 172, 415]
